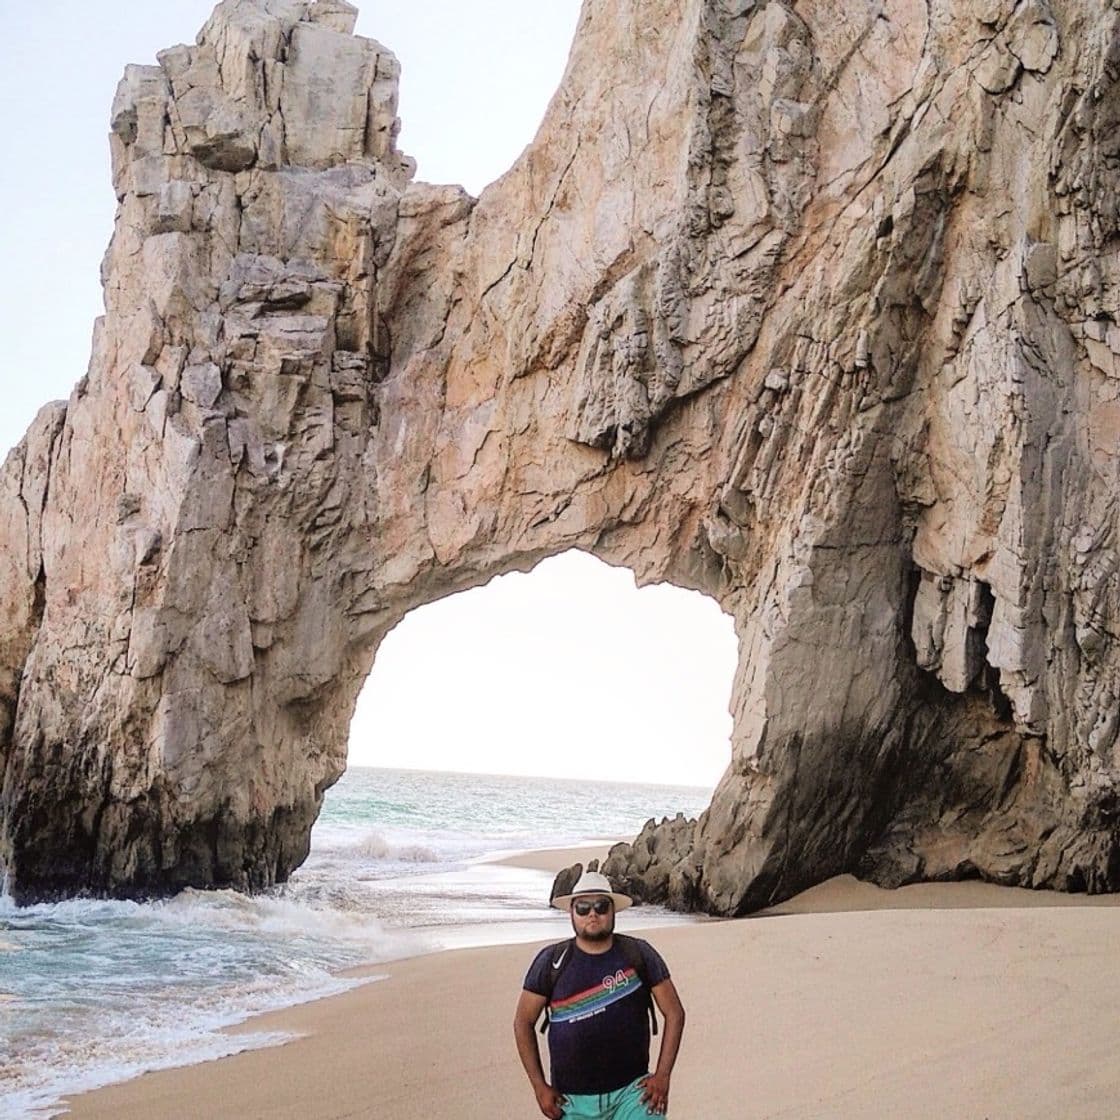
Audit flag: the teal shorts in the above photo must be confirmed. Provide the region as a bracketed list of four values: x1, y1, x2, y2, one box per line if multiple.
[561, 1076, 658, 1119]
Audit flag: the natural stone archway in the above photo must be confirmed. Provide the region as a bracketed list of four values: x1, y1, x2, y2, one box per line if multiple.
[4, 0, 1120, 910]
[349, 549, 736, 785]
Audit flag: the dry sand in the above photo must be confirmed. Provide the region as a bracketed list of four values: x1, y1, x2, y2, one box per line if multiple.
[488, 842, 617, 873]
[61, 849, 1120, 1120]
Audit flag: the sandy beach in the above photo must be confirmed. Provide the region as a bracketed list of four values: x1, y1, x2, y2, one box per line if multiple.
[60, 847, 1120, 1119]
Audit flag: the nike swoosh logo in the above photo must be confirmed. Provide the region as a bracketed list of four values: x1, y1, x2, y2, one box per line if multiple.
[552, 950, 568, 970]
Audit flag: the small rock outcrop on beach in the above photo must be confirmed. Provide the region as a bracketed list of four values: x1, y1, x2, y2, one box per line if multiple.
[550, 859, 599, 905]
[6, 0, 1120, 911]
[604, 816, 700, 910]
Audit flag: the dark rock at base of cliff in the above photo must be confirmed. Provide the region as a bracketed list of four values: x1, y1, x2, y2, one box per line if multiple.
[602, 814, 700, 911]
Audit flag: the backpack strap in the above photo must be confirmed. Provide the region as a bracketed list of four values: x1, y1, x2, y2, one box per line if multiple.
[615, 934, 659, 1036]
[537, 938, 575, 1034]
[536, 936, 660, 1037]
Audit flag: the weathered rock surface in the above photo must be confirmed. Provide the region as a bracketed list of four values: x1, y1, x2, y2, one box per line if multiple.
[604, 817, 700, 910]
[5, 0, 1120, 911]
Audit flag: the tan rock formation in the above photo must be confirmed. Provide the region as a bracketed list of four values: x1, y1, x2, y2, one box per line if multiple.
[3, 0, 1120, 912]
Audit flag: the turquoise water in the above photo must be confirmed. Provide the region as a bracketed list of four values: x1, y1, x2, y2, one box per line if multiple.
[310, 766, 710, 874]
[0, 766, 710, 1118]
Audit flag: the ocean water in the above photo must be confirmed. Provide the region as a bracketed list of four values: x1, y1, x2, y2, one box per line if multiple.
[0, 766, 710, 1119]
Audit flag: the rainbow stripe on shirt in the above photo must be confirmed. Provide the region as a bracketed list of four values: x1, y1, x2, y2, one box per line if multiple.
[549, 967, 643, 1024]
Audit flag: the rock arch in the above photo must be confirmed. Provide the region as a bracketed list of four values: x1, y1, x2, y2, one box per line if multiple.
[4, 0, 1120, 910]
[350, 548, 735, 785]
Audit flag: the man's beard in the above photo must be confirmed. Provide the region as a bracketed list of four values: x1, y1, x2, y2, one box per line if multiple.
[574, 916, 615, 942]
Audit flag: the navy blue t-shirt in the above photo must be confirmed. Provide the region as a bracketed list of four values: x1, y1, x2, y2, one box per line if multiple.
[523, 937, 670, 1095]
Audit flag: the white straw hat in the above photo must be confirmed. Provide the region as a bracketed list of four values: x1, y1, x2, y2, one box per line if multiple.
[551, 869, 633, 911]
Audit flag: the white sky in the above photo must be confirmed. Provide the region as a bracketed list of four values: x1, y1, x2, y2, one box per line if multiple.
[2, 1, 737, 790]
[355, 551, 736, 788]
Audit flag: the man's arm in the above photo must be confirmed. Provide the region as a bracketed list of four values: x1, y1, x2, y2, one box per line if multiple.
[513, 989, 566, 1120]
[640, 979, 686, 1116]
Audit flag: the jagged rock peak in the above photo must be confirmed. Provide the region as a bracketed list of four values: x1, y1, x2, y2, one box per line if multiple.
[110, 0, 414, 181]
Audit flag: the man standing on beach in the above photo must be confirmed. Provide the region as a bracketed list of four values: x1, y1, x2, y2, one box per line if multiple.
[513, 871, 686, 1118]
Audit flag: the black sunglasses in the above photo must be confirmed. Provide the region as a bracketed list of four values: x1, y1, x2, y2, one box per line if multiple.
[572, 898, 613, 916]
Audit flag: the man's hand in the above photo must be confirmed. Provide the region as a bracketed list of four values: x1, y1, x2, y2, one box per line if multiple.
[639, 1071, 671, 1115]
[642, 977, 685, 1115]
[534, 1082, 566, 1119]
